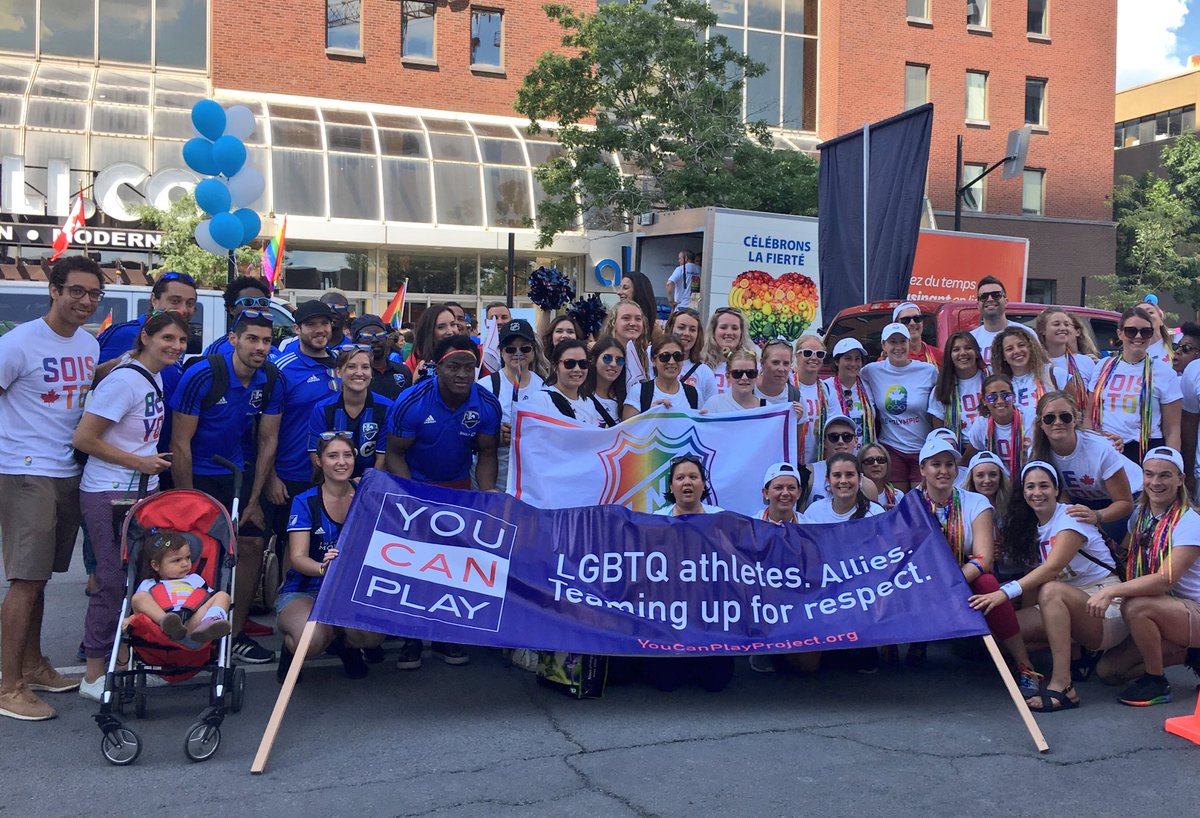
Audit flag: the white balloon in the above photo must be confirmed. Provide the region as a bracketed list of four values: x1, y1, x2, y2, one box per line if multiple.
[223, 105, 257, 141]
[227, 165, 265, 207]
[194, 219, 225, 255]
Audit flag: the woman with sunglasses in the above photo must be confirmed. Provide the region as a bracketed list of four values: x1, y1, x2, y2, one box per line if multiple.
[582, 336, 626, 428]
[702, 307, 757, 395]
[541, 316, 583, 362]
[963, 373, 1031, 478]
[623, 337, 699, 419]
[804, 415, 876, 509]
[665, 308, 717, 404]
[892, 302, 941, 365]
[307, 347, 392, 479]
[804, 452, 884, 523]
[858, 444, 904, 510]
[824, 338, 875, 449]
[407, 305, 458, 382]
[1031, 390, 1137, 543]
[1036, 308, 1096, 416]
[789, 335, 830, 465]
[991, 327, 1065, 423]
[929, 331, 986, 449]
[1089, 307, 1182, 463]
[476, 322, 546, 489]
[655, 455, 723, 516]
[702, 350, 763, 413]
[1089, 446, 1200, 706]
[277, 434, 385, 682]
[970, 461, 1121, 711]
[1136, 298, 1174, 365]
[860, 322, 938, 491]
[527, 340, 603, 426]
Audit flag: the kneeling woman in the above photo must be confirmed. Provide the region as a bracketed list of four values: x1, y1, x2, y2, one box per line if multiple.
[277, 434, 385, 682]
[970, 462, 1120, 712]
[804, 453, 884, 523]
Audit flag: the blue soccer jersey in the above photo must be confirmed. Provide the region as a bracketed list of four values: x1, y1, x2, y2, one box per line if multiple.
[385, 376, 501, 483]
[273, 348, 339, 482]
[307, 391, 392, 477]
[96, 315, 146, 363]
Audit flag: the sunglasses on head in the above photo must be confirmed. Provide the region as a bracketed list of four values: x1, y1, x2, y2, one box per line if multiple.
[234, 308, 273, 323]
[561, 359, 589, 370]
[355, 329, 388, 341]
[1121, 326, 1155, 340]
[714, 307, 742, 316]
[318, 430, 354, 441]
[504, 345, 533, 355]
[657, 351, 685, 363]
[234, 296, 271, 309]
[731, 368, 757, 380]
[798, 349, 826, 359]
[1041, 411, 1075, 426]
[330, 304, 350, 314]
[670, 454, 703, 466]
[149, 308, 185, 317]
[983, 391, 1014, 403]
[977, 291, 1004, 302]
[158, 271, 196, 287]
[825, 431, 855, 444]
[898, 315, 923, 324]
[860, 456, 888, 467]
[600, 353, 626, 366]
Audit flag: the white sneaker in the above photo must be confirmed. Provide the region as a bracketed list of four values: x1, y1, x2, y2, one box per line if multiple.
[749, 655, 776, 674]
[78, 676, 104, 702]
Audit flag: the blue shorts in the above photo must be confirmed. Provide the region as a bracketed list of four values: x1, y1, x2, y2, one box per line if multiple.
[276, 588, 319, 616]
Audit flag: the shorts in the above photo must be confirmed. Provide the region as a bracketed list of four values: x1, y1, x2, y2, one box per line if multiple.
[0, 473, 82, 582]
[276, 588, 319, 616]
[884, 444, 921, 484]
[1079, 576, 1129, 651]
[193, 471, 253, 528]
[1173, 595, 1200, 647]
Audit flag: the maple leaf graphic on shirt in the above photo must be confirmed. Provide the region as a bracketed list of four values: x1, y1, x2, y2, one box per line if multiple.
[1080, 475, 1095, 486]
[40, 389, 59, 404]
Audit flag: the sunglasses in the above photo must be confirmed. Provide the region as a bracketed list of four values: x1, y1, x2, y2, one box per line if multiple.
[714, 307, 743, 316]
[1041, 412, 1075, 426]
[318, 430, 354, 441]
[1121, 326, 1155, 340]
[825, 432, 855, 444]
[149, 308, 185, 317]
[356, 330, 388, 341]
[235, 308, 273, 322]
[330, 304, 350, 314]
[600, 353, 626, 366]
[504, 345, 533, 355]
[798, 349, 826, 360]
[671, 454, 703, 466]
[57, 284, 105, 302]
[730, 368, 758, 380]
[234, 296, 271, 309]
[763, 338, 792, 350]
[860, 456, 888, 467]
[346, 343, 374, 352]
[898, 315, 923, 324]
[561, 359, 589, 370]
[1176, 344, 1198, 355]
[977, 291, 1004, 302]
[983, 391, 1014, 403]
[158, 271, 197, 287]
[657, 351, 685, 363]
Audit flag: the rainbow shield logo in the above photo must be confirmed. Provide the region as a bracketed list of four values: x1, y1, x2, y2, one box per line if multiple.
[596, 428, 718, 513]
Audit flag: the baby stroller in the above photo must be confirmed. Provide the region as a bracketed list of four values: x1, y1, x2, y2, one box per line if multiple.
[94, 457, 245, 765]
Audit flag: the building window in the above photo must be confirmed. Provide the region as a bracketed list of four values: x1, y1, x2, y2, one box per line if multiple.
[904, 64, 928, 111]
[326, 0, 362, 52]
[967, 0, 989, 27]
[1027, 0, 1048, 35]
[1022, 169, 1044, 215]
[712, 7, 818, 131]
[1025, 78, 1046, 126]
[965, 71, 987, 122]
[1025, 277, 1056, 304]
[907, 0, 930, 19]
[962, 162, 986, 211]
[402, 1, 435, 61]
[470, 8, 504, 70]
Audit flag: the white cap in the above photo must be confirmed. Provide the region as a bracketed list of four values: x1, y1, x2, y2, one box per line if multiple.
[1143, 445, 1185, 474]
[881, 322, 910, 341]
[918, 437, 959, 464]
[968, 450, 1009, 477]
[832, 337, 866, 357]
[927, 427, 958, 444]
[823, 413, 855, 433]
[892, 301, 921, 321]
[762, 462, 802, 487]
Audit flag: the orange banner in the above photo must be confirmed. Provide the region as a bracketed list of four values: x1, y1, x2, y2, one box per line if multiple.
[908, 230, 1027, 303]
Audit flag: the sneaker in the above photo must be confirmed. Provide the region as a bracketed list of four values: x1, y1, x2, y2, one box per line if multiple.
[1016, 663, 1044, 699]
[395, 639, 423, 671]
[431, 642, 469, 666]
[339, 647, 369, 680]
[78, 675, 104, 703]
[159, 613, 187, 641]
[1119, 673, 1172, 707]
[24, 659, 80, 693]
[243, 619, 274, 637]
[192, 615, 232, 644]
[232, 633, 276, 664]
[749, 655, 776, 674]
[362, 645, 385, 665]
[0, 687, 55, 721]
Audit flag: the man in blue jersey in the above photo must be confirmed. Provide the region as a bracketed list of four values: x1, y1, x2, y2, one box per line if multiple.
[170, 311, 283, 663]
[384, 335, 501, 670]
[97, 271, 198, 363]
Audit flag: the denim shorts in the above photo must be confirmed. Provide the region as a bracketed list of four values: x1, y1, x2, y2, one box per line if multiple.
[276, 588, 319, 616]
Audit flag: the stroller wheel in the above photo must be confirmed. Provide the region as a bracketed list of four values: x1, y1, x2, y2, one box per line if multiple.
[230, 666, 246, 713]
[184, 722, 221, 762]
[100, 727, 142, 766]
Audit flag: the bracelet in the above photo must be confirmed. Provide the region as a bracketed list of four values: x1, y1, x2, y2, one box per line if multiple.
[1094, 509, 1103, 526]
[318, 562, 327, 577]
[1001, 580, 1022, 600]
[967, 559, 986, 575]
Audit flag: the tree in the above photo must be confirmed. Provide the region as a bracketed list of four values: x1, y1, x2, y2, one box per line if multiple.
[135, 192, 260, 289]
[515, 0, 818, 248]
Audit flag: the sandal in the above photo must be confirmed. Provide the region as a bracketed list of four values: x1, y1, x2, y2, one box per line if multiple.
[1027, 684, 1080, 712]
[1071, 648, 1104, 682]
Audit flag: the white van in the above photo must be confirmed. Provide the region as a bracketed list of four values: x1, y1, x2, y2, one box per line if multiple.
[0, 281, 296, 354]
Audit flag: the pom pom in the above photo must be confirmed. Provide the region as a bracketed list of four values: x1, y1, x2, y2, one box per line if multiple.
[567, 293, 608, 338]
[528, 266, 576, 311]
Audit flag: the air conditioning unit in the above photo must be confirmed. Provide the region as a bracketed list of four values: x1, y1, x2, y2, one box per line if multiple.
[637, 212, 657, 226]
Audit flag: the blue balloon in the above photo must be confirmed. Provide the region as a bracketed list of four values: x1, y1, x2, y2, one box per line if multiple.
[194, 178, 231, 216]
[209, 211, 244, 251]
[182, 137, 219, 176]
[191, 99, 226, 142]
[232, 208, 261, 246]
[211, 135, 247, 177]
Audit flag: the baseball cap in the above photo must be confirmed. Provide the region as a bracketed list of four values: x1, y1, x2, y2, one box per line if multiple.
[927, 427, 958, 445]
[967, 450, 1008, 477]
[823, 413, 854, 433]
[762, 462, 802, 487]
[1142, 445, 1184, 474]
[892, 301, 921, 321]
[499, 319, 536, 343]
[881, 322, 910, 341]
[350, 314, 388, 338]
[293, 300, 335, 325]
[918, 436, 958, 464]
[832, 338, 866, 358]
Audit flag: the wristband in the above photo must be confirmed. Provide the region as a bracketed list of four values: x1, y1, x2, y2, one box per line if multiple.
[1094, 509, 1103, 526]
[319, 562, 327, 577]
[967, 559, 985, 575]
[1001, 580, 1022, 600]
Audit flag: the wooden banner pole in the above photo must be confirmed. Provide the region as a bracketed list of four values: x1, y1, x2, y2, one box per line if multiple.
[982, 634, 1049, 754]
[250, 619, 317, 774]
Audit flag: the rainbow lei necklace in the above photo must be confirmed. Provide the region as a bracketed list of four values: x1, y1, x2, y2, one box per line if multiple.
[1090, 355, 1152, 458]
[946, 378, 971, 449]
[810, 382, 829, 461]
[835, 376, 875, 446]
[988, 407, 1024, 477]
[1127, 501, 1186, 580]
[922, 486, 965, 564]
[1063, 354, 1087, 412]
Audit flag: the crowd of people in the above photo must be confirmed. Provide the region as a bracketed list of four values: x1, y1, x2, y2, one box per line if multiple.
[1, 255, 1199, 721]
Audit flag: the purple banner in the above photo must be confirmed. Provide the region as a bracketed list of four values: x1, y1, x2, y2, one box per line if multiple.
[311, 471, 988, 654]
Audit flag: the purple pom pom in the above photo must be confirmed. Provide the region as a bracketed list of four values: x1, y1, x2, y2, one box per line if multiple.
[528, 266, 576, 311]
[567, 293, 607, 338]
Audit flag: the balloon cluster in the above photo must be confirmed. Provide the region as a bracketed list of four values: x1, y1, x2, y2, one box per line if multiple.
[728, 270, 819, 345]
[527, 266, 576, 311]
[567, 293, 607, 338]
[183, 99, 266, 254]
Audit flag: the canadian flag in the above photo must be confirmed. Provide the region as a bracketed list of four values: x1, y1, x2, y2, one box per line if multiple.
[50, 190, 85, 261]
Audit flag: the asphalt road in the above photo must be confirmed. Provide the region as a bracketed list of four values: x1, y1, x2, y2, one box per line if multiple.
[4, 543, 1200, 817]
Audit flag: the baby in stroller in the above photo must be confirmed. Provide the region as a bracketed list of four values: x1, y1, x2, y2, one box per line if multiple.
[132, 530, 232, 644]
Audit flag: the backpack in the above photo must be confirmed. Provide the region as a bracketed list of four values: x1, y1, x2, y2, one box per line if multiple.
[639, 381, 698, 412]
[74, 364, 162, 467]
[183, 353, 279, 412]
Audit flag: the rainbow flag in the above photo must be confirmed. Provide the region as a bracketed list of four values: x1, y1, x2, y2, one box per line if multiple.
[262, 215, 286, 292]
[97, 309, 113, 335]
[381, 278, 408, 329]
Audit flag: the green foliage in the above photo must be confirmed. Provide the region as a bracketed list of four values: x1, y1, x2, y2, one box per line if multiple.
[515, 0, 819, 247]
[135, 192, 259, 290]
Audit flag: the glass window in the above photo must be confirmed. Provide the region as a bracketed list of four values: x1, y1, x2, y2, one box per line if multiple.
[0, 0, 34, 52]
[402, 1, 435, 60]
[962, 162, 985, 211]
[905, 64, 928, 111]
[1156, 112, 1170, 140]
[389, 252, 473, 296]
[26, 100, 86, 130]
[326, 124, 375, 153]
[153, 109, 196, 139]
[1168, 108, 1185, 137]
[0, 76, 24, 95]
[375, 113, 423, 130]
[41, 0, 96, 58]
[748, 0, 782, 30]
[272, 150, 326, 217]
[1137, 117, 1154, 145]
[428, 132, 476, 161]
[483, 166, 532, 228]
[967, 0, 988, 26]
[433, 162, 483, 225]
[1184, 107, 1196, 134]
[478, 138, 525, 165]
[965, 71, 987, 121]
[1028, 0, 1048, 35]
[95, 85, 150, 105]
[1114, 123, 1124, 149]
[525, 141, 565, 165]
[1025, 277, 1056, 304]
[98, 68, 151, 87]
[423, 117, 471, 134]
[93, 105, 150, 135]
[714, 0, 745, 25]
[382, 158, 432, 223]
[272, 119, 324, 150]
[471, 122, 518, 138]
[100, 0, 152, 63]
[154, 90, 203, 109]
[1025, 78, 1046, 126]
[268, 103, 319, 121]
[24, 130, 85, 167]
[30, 79, 90, 100]
[1022, 169, 1044, 215]
[328, 154, 379, 220]
[153, 139, 186, 171]
[327, 0, 361, 50]
[91, 135, 150, 169]
[155, 0, 208, 69]
[379, 129, 427, 157]
[781, 35, 816, 130]
[0, 96, 22, 125]
[784, 0, 817, 34]
[907, 0, 929, 18]
[321, 108, 370, 126]
[745, 31, 781, 126]
[470, 9, 503, 69]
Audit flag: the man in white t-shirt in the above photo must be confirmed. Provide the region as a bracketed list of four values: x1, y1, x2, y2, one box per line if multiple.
[666, 250, 701, 311]
[969, 275, 1038, 367]
[0, 256, 103, 721]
